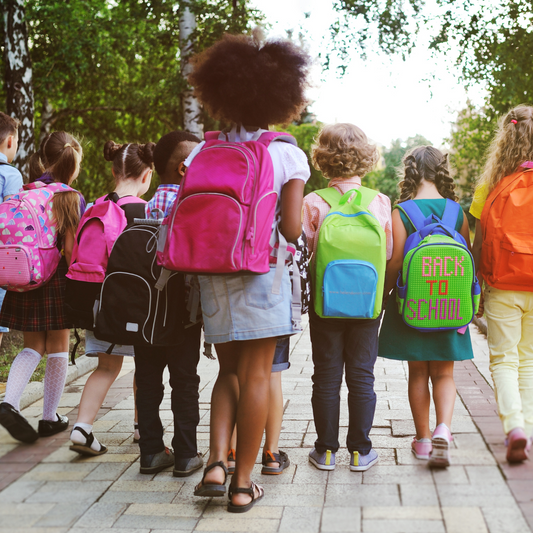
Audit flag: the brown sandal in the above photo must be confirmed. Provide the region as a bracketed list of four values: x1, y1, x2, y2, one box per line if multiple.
[227, 481, 264, 513]
[194, 461, 228, 497]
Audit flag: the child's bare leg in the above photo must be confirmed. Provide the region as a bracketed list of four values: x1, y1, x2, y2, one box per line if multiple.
[76, 353, 124, 424]
[408, 361, 431, 439]
[263, 371, 283, 466]
[429, 361, 456, 428]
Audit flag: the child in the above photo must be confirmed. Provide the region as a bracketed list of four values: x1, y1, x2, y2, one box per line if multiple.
[303, 123, 392, 472]
[471, 105, 533, 462]
[69, 140, 154, 456]
[0, 113, 23, 349]
[187, 34, 310, 513]
[134, 131, 204, 476]
[0, 131, 84, 443]
[379, 145, 473, 467]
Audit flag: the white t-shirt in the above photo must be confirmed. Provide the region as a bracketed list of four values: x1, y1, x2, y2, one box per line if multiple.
[184, 131, 310, 222]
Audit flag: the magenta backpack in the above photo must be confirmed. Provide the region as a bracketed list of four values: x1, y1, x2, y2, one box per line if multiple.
[65, 193, 146, 330]
[156, 127, 297, 275]
[0, 181, 76, 291]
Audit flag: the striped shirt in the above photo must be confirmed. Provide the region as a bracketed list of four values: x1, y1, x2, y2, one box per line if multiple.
[302, 177, 393, 259]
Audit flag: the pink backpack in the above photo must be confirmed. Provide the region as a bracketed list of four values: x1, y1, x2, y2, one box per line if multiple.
[0, 181, 76, 291]
[65, 193, 147, 330]
[156, 128, 297, 275]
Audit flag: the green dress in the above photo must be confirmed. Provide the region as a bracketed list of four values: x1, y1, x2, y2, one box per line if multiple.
[378, 199, 474, 362]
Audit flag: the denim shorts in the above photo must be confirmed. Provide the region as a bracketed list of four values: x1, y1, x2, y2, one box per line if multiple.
[272, 336, 290, 372]
[85, 330, 135, 357]
[198, 266, 296, 344]
[0, 289, 9, 333]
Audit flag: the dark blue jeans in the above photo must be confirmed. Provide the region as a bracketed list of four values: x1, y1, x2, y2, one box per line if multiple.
[310, 307, 381, 455]
[134, 323, 202, 459]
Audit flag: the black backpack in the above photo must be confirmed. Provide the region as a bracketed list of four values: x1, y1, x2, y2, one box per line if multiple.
[65, 194, 146, 330]
[93, 219, 186, 346]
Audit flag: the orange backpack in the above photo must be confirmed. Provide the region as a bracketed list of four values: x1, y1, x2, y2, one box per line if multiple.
[480, 163, 533, 291]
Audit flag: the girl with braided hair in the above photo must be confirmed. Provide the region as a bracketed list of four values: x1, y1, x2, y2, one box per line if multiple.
[379, 145, 473, 468]
[470, 105, 533, 463]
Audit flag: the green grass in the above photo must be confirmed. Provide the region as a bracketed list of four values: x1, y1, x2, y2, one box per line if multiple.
[0, 330, 86, 383]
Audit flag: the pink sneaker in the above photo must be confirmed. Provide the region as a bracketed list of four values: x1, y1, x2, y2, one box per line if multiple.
[506, 427, 529, 463]
[429, 423, 452, 468]
[411, 437, 432, 460]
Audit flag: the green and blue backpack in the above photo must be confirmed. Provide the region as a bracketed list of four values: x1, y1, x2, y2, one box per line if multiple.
[395, 199, 480, 332]
[313, 186, 386, 319]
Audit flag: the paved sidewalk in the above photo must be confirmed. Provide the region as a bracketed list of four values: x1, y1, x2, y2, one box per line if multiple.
[0, 318, 532, 533]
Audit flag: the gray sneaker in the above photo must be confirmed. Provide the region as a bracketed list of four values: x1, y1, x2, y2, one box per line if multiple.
[140, 447, 175, 474]
[173, 452, 204, 477]
[350, 448, 379, 472]
[308, 448, 336, 471]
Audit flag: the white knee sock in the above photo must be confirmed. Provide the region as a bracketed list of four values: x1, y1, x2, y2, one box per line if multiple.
[71, 422, 102, 452]
[4, 348, 42, 411]
[42, 352, 68, 421]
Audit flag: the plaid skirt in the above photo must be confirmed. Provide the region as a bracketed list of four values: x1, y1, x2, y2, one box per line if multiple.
[0, 258, 72, 331]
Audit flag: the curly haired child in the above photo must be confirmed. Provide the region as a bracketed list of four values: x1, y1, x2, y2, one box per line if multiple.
[471, 105, 533, 462]
[187, 33, 310, 512]
[303, 123, 392, 472]
[379, 146, 473, 467]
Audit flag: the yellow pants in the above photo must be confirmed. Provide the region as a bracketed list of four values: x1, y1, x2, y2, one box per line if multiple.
[484, 285, 533, 436]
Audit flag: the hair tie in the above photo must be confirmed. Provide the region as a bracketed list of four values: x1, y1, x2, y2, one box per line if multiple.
[64, 143, 72, 148]
[511, 119, 518, 124]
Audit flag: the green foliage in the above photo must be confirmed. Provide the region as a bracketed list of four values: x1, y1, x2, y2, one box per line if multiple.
[366, 134, 432, 204]
[1, 0, 261, 200]
[275, 122, 326, 195]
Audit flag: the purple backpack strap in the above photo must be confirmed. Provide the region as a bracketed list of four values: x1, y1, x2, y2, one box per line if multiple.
[396, 200, 426, 231]
[440, 199, 461, 229]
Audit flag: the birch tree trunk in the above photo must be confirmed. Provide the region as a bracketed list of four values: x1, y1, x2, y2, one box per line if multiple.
[179, 0, 203, 138]
[4, 0, 35, 180]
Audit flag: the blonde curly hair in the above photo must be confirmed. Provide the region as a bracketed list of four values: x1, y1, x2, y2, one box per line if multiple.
[312, 123, 378, 179]
[479, 105, 533, 192]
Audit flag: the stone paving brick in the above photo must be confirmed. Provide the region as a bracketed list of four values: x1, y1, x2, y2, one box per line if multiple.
[18, 462, 97, 481]
[362, 518, 445, 533]
[195, 517, 279, 532]
[71, 503, 127, 529]
[34, 503, 93, 528]
[364, 506, 441, 519]
[325, 484, 401, 507]
[441, 507, 488, 533]
[321, 506, 361, 532]
[482, 504, 530, 533]
[100, 491, 176, 504]
[400, 483, 440, 506]
[362, 464, 434, 485]
[113, 514, 198, 530]
[83, 463, 129, 481]
[279, 506, 321, 532]
[437, 483, 516, 507]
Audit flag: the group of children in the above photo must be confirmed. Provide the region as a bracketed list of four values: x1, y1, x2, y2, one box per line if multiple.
[0, 31, 531, 514]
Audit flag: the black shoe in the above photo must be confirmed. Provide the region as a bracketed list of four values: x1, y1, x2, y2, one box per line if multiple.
[38, 414, 69, 437]
[140, 447, 175, 474]
[0, 402, 39, 443]
[173, 452, 204, 477]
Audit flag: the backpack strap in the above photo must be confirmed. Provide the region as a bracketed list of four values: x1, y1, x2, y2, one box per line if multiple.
[395, 200, 427, 231]
[314, 187, 342, 208]
[440, 199, 461, 229]
[348, 186, 379, 208]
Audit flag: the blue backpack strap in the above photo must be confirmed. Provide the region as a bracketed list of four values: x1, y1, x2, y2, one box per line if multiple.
[440, 199, 461, 229]
[395, 200, 426, 231]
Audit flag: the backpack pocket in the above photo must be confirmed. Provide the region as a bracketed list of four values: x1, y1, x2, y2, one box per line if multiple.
[322, 260, 378, 318]
[96, 272, 152, 344]
[0, 245, 32, 288]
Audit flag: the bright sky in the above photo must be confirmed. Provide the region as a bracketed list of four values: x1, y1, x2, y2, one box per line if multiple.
[251, 0, 486, 149]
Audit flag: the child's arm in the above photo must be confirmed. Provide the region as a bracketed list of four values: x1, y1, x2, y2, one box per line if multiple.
[459, 211, 472, 252]
[384, 209, 407, 297]
[280, 179, 305, 243]
[64, 229, 75, 266]
[472, 218, 482, 271]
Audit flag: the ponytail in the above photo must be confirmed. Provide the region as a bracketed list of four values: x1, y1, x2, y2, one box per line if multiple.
[40, 132, 82, 185]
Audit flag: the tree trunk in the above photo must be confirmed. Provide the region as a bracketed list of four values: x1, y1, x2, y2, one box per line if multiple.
[178, 0, 203, 138]
[39, 96, 53, 145]
[3, 0, 35, 180]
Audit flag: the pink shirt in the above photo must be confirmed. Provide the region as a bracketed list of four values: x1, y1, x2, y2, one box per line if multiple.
[303, 177, 393, 259]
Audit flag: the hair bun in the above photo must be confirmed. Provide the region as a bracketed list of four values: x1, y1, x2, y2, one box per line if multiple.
[103, 140, 123, 161]
[137, 142, 155, 166]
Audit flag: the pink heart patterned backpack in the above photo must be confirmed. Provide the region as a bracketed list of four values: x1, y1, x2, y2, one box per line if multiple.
[0, 181, 76, 291]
